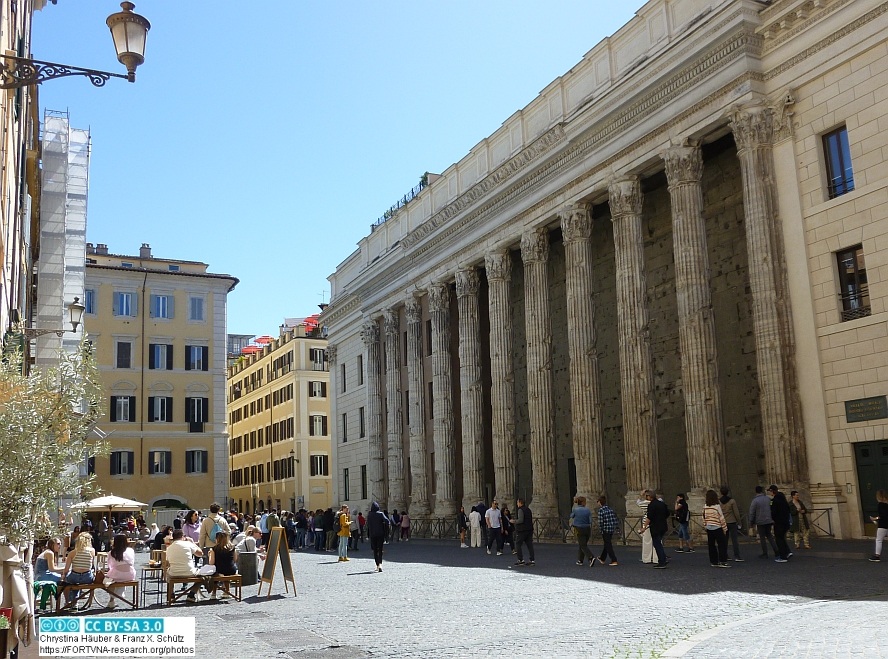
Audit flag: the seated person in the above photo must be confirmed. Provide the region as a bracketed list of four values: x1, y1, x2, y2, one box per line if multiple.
[105, 533, 136, 610]
[207, 531, 238, 598]
[151, 525, 171, 552]
[35, 538, 63, 583]
[62, 533, 95, 605]
[165, 530, 204, 603]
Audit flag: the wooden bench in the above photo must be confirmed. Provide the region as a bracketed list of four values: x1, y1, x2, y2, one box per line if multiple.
[166, 574, 242, 604]
[211, 575, 241, 602]
[57, 580, 139, 611]
[166, 576, 204, 605]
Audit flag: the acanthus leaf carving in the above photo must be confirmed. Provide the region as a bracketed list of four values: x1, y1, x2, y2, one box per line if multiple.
[455, 267, 480, 298]
[428, 282, 451, 312]
[559, 203, 592, 244]
[607, 176, 643, 218]
[521, 227, 550, 264]
[662, 143, 703, 186]
[484, 250, 512, 282]
[405, 294, 423, 324]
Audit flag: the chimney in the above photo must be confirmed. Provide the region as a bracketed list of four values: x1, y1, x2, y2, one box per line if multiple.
[86, 243, 95, 255]
[140, 243, 152, 259]
[96, 244, 109, 255]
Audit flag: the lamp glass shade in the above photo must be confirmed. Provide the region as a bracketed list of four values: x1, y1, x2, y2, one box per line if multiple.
[68, 298, 85, 331]
[106, 3, 150, 74]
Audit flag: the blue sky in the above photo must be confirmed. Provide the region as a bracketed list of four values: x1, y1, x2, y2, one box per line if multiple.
[33, 2, 639, 336]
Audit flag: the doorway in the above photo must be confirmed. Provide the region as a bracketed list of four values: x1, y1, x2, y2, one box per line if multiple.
[854, 440, 888, 533]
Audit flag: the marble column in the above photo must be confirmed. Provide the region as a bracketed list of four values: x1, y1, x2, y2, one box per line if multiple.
[608, 176, 660, 508]
[383, 308, 406, 511]
[521, 227, 559, 518]
[361, 318, 386, 507]
[405, 294, 430, 516]
[730, 106, 808, 488]
[456, 267, 485, 510]
[662, 144, 727, 495]
[559, 203, 606, 500]
[429, 282, 458, 516]
[484, 249, 517, 506]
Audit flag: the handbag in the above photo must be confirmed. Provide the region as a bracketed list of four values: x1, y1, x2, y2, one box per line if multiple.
[198, 564, 216, 576]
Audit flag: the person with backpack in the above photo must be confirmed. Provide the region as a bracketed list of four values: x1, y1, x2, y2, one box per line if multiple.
[366, 502, 390, 572]
[674, 493, 694, 553]
[199, 502, 232, 554]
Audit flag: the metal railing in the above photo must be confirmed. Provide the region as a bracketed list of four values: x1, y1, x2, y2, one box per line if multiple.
[371, 176, 429, 230]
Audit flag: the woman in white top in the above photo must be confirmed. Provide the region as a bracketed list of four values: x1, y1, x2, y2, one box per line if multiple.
[62, 533, 96, 604]
[105, 534, 136, 609]
[702, 489, 730, 568]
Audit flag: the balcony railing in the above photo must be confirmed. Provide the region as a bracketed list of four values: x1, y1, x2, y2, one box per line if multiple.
[839, 283, 870, 321]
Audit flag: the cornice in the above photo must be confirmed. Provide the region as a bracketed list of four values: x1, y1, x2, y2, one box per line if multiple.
[759, 0, 853, 52]
[319, 294, 361, 328]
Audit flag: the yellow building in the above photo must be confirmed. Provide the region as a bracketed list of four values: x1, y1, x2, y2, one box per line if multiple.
[84, 242, 238, 511]
[227, 323, 331, 514]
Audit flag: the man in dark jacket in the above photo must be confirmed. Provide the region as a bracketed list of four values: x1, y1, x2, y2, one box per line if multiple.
[366, 502, 390, 572]
[767, 485, 792, 562]
[641, 490, 669, 568]
[323, 508, 335, 551]
[513, 499, 535, 567]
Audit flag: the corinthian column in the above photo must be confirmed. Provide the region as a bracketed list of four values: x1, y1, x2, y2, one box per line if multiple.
[429, 282, 457, 516]
[662, 144, 727, 495]
[405, 294, 430, 516]
[608, 176, 660, 508]
[560, 203, 606, 501]
[521, 227, 559, 518]
[484, 249, 517, 506]
[383, 308, 406, 511]
[456, 267, 485, 509]
[361, 318, 386, 506]
[730, 106, 807, 488]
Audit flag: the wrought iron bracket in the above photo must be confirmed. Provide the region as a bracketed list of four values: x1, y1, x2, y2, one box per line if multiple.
[0, 54, 128, 89]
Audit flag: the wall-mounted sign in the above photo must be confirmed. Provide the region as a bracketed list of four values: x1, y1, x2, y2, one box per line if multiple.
[845, 395, 888, 423]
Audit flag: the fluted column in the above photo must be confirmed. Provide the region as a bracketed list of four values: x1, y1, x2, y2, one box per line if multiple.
[361, 319, 386, 506]
[383, 308, 406, 511]
[429, 282, 457, 516]
[456, 267, 485, 509]
[484, 249, 517, 506]
[521, 227, 559, 518]
[405, 294, 430, 516]
[662, 144, 727, 494]
[608, 176, 660, 506]
[560, 203, 606, 501]
[730, 106, 807, 488]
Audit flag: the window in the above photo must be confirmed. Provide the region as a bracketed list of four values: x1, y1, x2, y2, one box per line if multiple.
[121, 262, 134, 268]
[150, 294, 174, 319]
[115, 341, 132, 369]
[824, 126, 854, 199]
[361, 465, 367, 499]
[310, 454, 329, 476]
[343, 468, 350, 500]
[148, 343, 173, 370]
[309, 381, 327, 398]
[185, 397, 209, 432]
[359, 407, 365, 438]
[428, 382, 434, 419]
[189, 296, 205, 322]
[110, 450, 134, 476]
[110, 396, 135, 422]
[148, 396, 173, 422]
[837, 245, 870, 321]
[426, 319, 433, 356]
[185, 345, 209, 371]
[113, 291, 137, 317]
[340, 363, 347, 393]
[309, 415, 328, 437]
[185, 450, 208, 474]
[168, 264, 180, 272]
[148, 450, 172, 475]
[341, 413, 348, 443]
[84, 289, 96, 315]
[357, 355, 364, 385]
[310, 348, 326, 371]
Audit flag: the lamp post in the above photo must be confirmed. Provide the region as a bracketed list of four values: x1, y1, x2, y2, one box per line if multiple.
[18, 298, 85, 339]
[0, 2, 149, 89]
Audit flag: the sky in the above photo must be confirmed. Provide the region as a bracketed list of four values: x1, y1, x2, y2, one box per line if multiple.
[33, 2, 640, 336]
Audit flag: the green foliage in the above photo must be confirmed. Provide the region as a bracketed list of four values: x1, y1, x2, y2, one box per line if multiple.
[0, 342, 108, 544]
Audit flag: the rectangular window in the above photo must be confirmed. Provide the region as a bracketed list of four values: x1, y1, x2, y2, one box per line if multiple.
[149, 294, 174, 319]
[148, 343, 173, 370]
[110, 395, 136, 422]
[341, 413, 348, 443]
[824, 126, 854, 199]
[189, 296, 205, 322]
[310, 348, 326, 371]
[340, 363, 347, 393]
[359, 407, 365, 438]
[357, 355, 364, 385]
[343, 468, 350, 500]
[309, 415, 328, 437]
[185, 345, 209, 371]
[84, 289, 96, 314]
[837, 245, 871, 321]
[426, 319, 433, 356]
[110, 450, 134, 476]
[148, 450, 172, 475]
[115, 341, 132, 369]
[309, 381, 327, 398]
[185, 397, 209, 432]
[147, 396, 174, 422]
[113, 291, 137, 317]
[185, 450, 208, 474]
[428, 382, 434, 419]
[310, 454, 329, 477]
[361, 465, 368, 499]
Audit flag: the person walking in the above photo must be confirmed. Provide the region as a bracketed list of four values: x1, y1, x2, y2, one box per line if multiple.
[596, 496, 619, 566]
[501, 507, 515, 554]
[748, 485, 779, 559]
[674, 494, 694, 553]
[336, 505, 351, 562]
[485, 501, 505, 556]
[702, 490, 730, 568]
[719, 486, 743, 561]
[400, 511, 410, 541]
[469, 506, 482, 548]
[869, 490, 888, 561]
[366, 502, 390, 572]
[458, 506, 469, 548]
[513, 498, 535, 567]
[790, 490, 811, 550]
[767, 485, 792, 563]
[313, 510, 325, 551]
[640, 490, 669, 569]
[637, 492, 654, 564]
[569, 496, 594, 567]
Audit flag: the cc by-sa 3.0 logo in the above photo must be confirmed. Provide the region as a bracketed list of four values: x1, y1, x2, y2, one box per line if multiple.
[40, 618, 80, 633]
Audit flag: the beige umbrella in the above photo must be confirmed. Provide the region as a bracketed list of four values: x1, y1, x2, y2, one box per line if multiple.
[71, 495, 148, 511]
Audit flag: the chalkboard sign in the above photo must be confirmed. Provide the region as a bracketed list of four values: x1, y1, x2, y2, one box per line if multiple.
[258, 527, 296, 597]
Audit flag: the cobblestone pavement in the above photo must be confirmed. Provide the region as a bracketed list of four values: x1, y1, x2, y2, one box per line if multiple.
[27, 536, 888, 658]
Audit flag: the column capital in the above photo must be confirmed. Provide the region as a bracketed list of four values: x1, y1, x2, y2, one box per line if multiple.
[455, 267, 480, 298]
[405, 294, 422, 324]
[607, 175, 643, 217]
[729, 105, 776, 153]
[326, 344, 337, 365]
[521, 227, 549, 263]
[428, 282, 450, 312]
[484, 249, 512, 282]
[360, 319, 380, 346]
[560, 203, 592, 244]
[383, 307, 399, 336]
[661, 143, 703, 186]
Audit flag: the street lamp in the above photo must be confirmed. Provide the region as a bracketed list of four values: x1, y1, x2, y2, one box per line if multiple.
[19, 298, 85, 339]
[0, 2, 150, 89]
